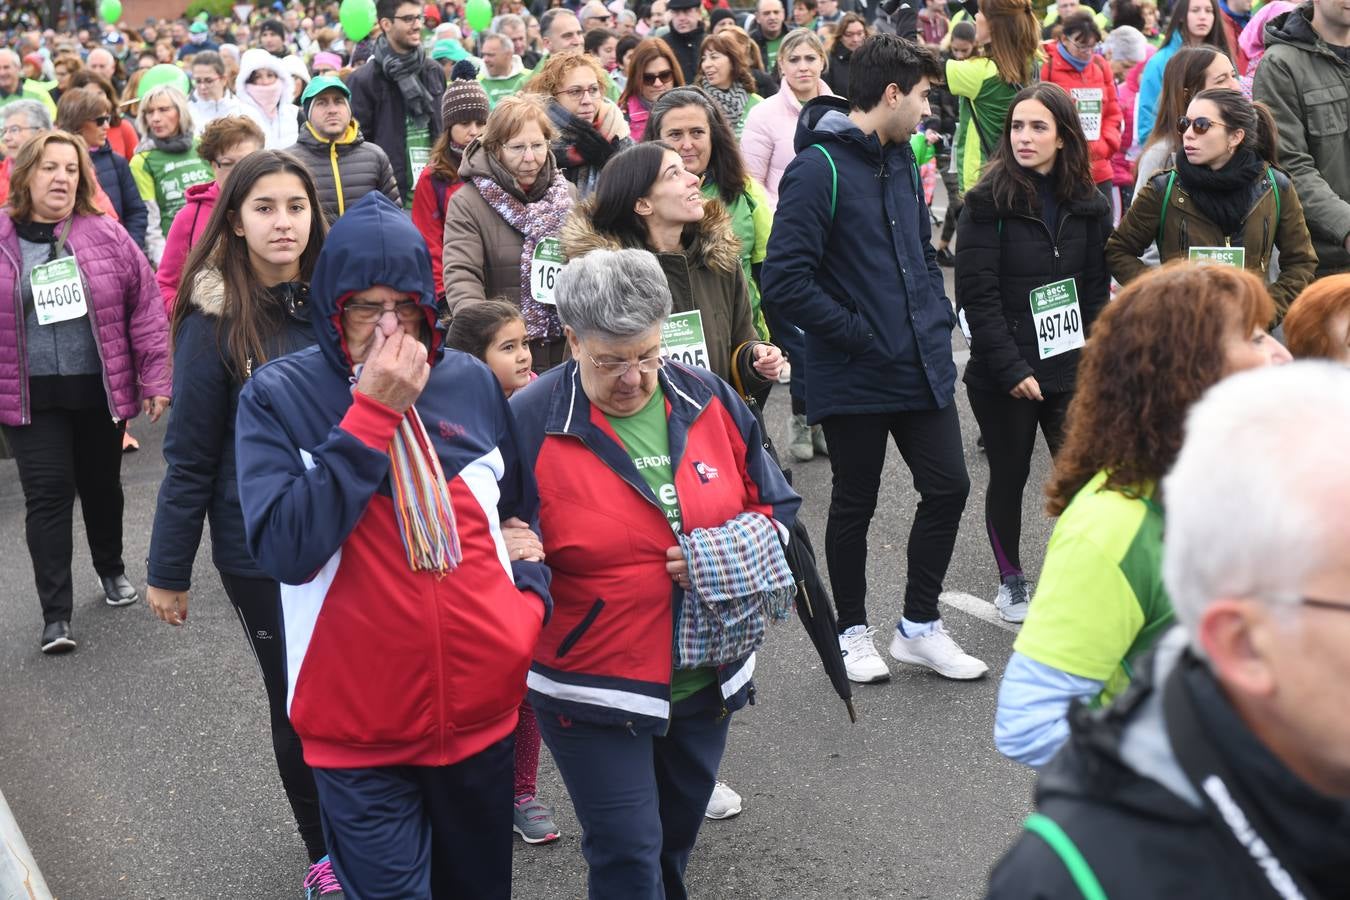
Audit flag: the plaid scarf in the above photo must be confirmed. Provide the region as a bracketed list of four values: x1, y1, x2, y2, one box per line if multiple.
[471, 169, 572, 341]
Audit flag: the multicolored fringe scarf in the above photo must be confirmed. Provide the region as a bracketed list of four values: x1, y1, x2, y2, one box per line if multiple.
[471, 170, 572, 341]
[353, 374, 462, 574]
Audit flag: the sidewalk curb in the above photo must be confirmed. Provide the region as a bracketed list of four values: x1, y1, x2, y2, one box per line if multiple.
[0, 788, 52, 900]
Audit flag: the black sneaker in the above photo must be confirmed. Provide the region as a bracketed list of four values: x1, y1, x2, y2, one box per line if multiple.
[936, 246, 955, 267]
[100, 574, 138, 607]
[41, 621, 76, 654]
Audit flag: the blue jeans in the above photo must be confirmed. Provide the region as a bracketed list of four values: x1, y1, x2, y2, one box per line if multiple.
[538, 687, 732, 900]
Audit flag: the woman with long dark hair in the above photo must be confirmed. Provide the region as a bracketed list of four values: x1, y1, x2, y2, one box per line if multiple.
[144, 151, 345, 898]
[1108, 88, 1317, 323]
[956, 83, 1111, 625]
[993, 263, 1290, 768]
[561, 142, 783, 398]
[1132, 45, 1234, 196]
[1134, 0, 1234, 147]
[618, 38, 685, 143]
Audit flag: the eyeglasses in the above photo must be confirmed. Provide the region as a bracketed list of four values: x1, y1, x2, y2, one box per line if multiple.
[3, 124, 36, 136]
[392, 13, 426, 24]
[343, 300, 425, 323]
[1177, 115, 1230, 136]
[586, 351, 665, 378]
[90, 115, 111, 126]
[1302, 597, 1350, 616]
[1064, 35, 1098, 51]
[642, 68, 675, 86]
[502, 140, 549, 159]
[555, 83, 603, 101]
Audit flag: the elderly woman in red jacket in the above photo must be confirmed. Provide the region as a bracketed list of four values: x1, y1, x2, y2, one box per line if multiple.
[511, 247, 799, 900]
[0, 130, 171, 654]
[1041, 10, 1124, 200]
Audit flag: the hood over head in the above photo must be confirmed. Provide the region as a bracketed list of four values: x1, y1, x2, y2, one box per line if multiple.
[309, 192, 441, 375]
[235, 47, 295, 105]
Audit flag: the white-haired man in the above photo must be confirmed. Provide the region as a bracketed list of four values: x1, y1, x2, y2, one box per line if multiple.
[987, 361, 1350, 898]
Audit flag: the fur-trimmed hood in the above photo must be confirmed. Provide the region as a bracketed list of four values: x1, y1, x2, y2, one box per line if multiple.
[560, 196, 742, 275]
[189, 267, 226, 317]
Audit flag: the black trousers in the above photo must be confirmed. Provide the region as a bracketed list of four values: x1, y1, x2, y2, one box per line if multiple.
[4, 408, 125, 625]
[218, 572, 327, 864]
[938, 151, 963, 245]
[966, 386, 1071, 578]
[820, 405, 970, 630]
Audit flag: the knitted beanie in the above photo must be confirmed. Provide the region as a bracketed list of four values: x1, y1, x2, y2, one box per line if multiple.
[440, 60, 490, 128]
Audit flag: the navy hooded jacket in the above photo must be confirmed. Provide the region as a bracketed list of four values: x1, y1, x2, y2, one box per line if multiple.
[760, 96, 957, 424]
[89, 141, 148, 251]
[234, 192, 550, 769]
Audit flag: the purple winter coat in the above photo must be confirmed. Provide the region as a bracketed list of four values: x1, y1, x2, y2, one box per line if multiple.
[0, 211, 171, 426]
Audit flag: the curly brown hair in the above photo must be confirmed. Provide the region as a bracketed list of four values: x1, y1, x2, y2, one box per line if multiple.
[1045, 262, 1275, 515]
[1283, 274, 1350, 361]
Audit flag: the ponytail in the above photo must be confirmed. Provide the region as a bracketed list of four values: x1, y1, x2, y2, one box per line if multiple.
[1193, 88, 1279, 166]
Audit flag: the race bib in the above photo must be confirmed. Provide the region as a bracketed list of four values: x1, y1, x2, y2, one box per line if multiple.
[660, 310, 710, 370]
[1071, 87, 1103, 142]
[1189, 246, 1245, 268]
[530, 237, 565, 305]
[1030, 277, 1084, 360]
[31, 255, 88, 326]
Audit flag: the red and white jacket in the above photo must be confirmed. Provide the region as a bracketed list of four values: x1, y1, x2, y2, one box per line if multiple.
[510, 360, 800, 732]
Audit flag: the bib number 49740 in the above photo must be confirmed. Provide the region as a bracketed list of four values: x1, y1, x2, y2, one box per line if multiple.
[1030, 277, 1084, 360]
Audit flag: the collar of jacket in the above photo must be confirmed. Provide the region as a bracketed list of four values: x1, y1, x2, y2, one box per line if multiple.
[1266, 3, 1345, 60]
[560, 196, 741, 275]
[541, 360, 713, 504]
[302, 119, 359, 148]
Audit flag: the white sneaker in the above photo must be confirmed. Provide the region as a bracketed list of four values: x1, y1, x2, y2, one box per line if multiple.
[994, 574, 1030, 624]
[705, 781, 743, 820]
[839, 626, 891, 683]
[888, 621, 988, 680]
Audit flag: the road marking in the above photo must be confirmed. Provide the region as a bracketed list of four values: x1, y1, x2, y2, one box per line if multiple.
[940, 590, 1020, 634]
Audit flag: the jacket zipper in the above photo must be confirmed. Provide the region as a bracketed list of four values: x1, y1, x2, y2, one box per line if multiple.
[80, 263, 120, 424]
[0, 242, 31, 425]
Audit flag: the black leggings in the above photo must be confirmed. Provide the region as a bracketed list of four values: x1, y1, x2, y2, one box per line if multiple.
[218, 572, 327, 864]
[966, 386, 1071, 578]
[938, 152, 962, 245]
[819, 405, 970, 630]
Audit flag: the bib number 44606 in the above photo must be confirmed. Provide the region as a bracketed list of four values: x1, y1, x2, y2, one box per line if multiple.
[31, 255, 88, 326]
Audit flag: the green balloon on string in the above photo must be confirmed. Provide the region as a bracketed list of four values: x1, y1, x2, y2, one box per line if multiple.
[99, 0, 122, 24]
[465, 0, 493, 32]
[340, 0, 378, 43]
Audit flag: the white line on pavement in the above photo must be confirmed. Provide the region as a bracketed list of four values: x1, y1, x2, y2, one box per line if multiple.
[940, 591, 1020, 634]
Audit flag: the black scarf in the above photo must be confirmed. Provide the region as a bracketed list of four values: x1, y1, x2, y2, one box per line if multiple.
[545, 100, 617, 170]
[1175, 147, 1265, 238]
[13, 220, 58, 243]
[372, 34, 435, 126]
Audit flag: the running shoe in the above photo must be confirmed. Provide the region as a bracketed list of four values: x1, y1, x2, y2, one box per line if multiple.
[303, 855, 344, 898]
[839, 625, 891, 683]
[889, 621, 988, 680]
[995, 574, 1030, 624]
[705, 781, 743, 820]
[40, 621, 75, 655]
[513, 793, 561, 844]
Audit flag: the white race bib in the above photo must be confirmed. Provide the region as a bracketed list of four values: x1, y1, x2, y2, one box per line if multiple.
[1030, 277, 1084, 360]
[1189, 246, 1245, 268]
[1071, 87, 1103, 142]
[31, 254, 88, 326]
[660, 309, 710, 370]
[530, 237, 565, 305]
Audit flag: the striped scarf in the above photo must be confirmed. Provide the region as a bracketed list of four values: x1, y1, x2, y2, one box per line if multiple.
[358, 372, 462, 573]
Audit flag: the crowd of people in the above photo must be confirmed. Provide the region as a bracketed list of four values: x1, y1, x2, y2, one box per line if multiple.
[1, 0, 1349, 897]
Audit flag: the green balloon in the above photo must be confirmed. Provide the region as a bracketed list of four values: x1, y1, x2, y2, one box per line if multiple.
[465, 0, 493, 32]
[99, 0, 121, 24]
[137, 63, 190, 99]
[340, 0, 378, 43]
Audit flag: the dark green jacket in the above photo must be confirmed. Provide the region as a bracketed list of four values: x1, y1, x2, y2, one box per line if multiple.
[1106, 165, 1318, 325]
[1252, 4, 1350, 275]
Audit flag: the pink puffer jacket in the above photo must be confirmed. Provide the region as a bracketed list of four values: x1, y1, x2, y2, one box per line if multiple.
[0, 211, 171, 427]
[740, 80, 835, 209]
[157, 179, 217, 313]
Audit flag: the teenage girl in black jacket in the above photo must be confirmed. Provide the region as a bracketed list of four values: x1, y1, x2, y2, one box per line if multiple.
[955, 82, 1112, 624]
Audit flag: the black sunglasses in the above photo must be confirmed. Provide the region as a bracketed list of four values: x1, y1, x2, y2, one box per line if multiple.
[642, 68, 675, 86]
[91, 115, 111, 126]
[1177, 115, 1229, 136]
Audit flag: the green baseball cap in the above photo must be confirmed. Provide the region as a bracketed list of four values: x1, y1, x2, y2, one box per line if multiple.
[431, 39, 469, 62]
[300, 74, 351, 109]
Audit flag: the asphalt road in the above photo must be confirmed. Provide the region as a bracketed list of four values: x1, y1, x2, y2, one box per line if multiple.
[0, 269, 1063, 900]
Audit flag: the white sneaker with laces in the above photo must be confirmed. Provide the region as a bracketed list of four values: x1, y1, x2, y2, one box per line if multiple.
[839, 625, 891, 683]
[705, 780, 743, 820]
[994, 575, 1030, 624]
[888, 621, 989, 680]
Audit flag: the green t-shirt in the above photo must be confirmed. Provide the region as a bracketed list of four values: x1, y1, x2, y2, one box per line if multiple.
[1013, 470, 1173, 706]
[405, 117, 432, 210]
[764, 35, 784, 71]
[130, 145, 215, 237]
[480, 70, 530, 108]
[605, 385, 716, 702]
[946, 56, 1022, 194]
